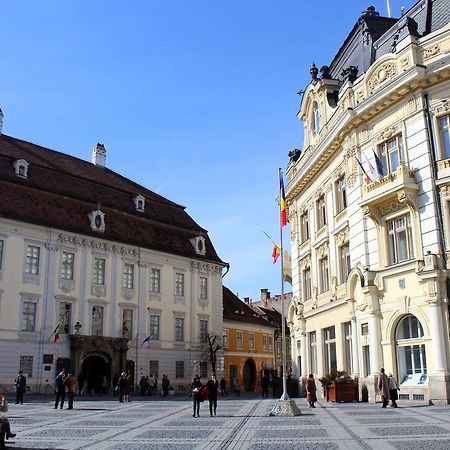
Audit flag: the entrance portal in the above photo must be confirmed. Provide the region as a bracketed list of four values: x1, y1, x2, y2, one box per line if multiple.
[81, 352, 111, 394]
[243, 359, 256, 391]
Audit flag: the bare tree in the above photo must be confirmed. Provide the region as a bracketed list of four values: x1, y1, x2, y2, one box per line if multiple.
[199, 334, 221, 374]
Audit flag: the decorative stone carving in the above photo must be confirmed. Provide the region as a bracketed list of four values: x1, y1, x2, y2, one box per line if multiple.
[422, 44, 441, 61]
[330, 276, 338, 301]
[400, 56, 410, 70]
[91, 285, 106, 298]
[356, 90, 365, 104]
[300, 255, 311, 269]
[191, 261, 221, 274]
[336, 227, 349, 245]
[367, 62, 397, 94]
[122, 288, 135, 300]
[312, 287, 318, 309]
[407, 97, 417, 113]
[59, 279, 75, 293]
[433, 98, 450, 115]
[379, 200, 403, 215]
[439, 185, 450, 198]
[345, 146, 358, 187]
[376, 125, 398, 143]
[316, 241, 329, 259]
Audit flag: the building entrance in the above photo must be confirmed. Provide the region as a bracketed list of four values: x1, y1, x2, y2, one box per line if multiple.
[81, 352, 111, 394]
[243, 359, 256, 391]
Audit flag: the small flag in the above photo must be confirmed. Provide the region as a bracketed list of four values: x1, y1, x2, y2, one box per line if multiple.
[373, 150, 384, 178]
[54, 330, 60, 342]
[272, 244, 281, 264]
[280, 177, 288, 228]
[142, 334, 153, 345]
[356, 157, 372, 183]
[49, 324, 60, 341]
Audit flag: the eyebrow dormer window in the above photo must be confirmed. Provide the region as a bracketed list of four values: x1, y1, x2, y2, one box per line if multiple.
[312, 102, 320, 136]
[88, 210, 106, 232]
[133, 194, 146, 212]
[190, 236, 206, 255]
[14, 159, 29, 178]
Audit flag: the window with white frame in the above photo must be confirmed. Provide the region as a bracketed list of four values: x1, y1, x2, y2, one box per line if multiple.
[323, 326, 337, 373]
[309, 331, 317, 375]
[175, 272, 184, 297]
[339, 242, 351, 284]
[438, 115, 450, 159]
[175, 360, 184, 378]
[335, 175, 347, 213]
[59, 302, 72, 334]
[223, 329, 228, 348]
[20, 355, 33, 377]
[317, 194, 327, 229]
[91, 305, 104, 336]
[249, 332, 255, 350]
[379, 134, 403, 175]
[123, 263, 134, 289]
[300, 211, 309, 242]
[343, 322, 353, 374]
[122, 309, 133, 339]
[22, 301, 37, 332]
[262, 334, 267, 351]
[303, 266, 312, 301]
[60, 252, 75, 280]
[93, 258, 105, 285]
[150, 268, 161, 293]
[268, 335, 273, 352]
[319, 256, 329, 293]
[387, 214, 414, 264]
[199, 277, 208, 300]
[0, 239, 4, 269]
[149, 314, 160, 340]
[175, 317, 184, 342]
[25, 245, 40, 275]
[200, 319, 208, 343]
[236, 331, 243, 349]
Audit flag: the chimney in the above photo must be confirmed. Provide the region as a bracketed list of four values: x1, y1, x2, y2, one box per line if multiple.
[244, 297, 250, 305]
[92, 143, 106, 167]
[0, 108, 4, 134]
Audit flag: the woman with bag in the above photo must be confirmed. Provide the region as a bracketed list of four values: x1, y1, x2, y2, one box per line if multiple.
[191, 375, 203, 417]
[0, 394, 16, 449]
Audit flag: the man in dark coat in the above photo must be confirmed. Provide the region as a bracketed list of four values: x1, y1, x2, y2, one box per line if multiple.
[14, 371, 27, 404]
[115, 372, 126, 403]
[378, 368, 390, 408]
[54, 369, 66, 409]
[207, 373, 219, 416]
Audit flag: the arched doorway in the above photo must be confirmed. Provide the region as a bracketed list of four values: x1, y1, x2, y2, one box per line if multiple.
[81, 352, 111, 394]
[243, 359, 256, 391]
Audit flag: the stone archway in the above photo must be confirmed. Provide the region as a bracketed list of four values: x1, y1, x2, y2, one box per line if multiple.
[243, 359, 256, 391]
[81, 352, 111, 394]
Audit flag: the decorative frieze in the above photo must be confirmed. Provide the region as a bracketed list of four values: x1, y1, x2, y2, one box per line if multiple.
[190, 261, 222, 274]
[367, 62, 397, 95]
[422, 44, 441, 61]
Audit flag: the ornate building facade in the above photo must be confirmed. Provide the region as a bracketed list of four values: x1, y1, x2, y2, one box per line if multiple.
[286, 1, 450, 404]
[0, 124, 226, 393]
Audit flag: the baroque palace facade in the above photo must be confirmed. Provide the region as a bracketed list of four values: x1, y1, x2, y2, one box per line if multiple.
[0, 119, 226, 393]
[286, 0, 450, 404]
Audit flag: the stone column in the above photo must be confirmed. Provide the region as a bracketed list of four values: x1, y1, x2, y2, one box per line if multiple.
[300, 332, 307, 377]
[351, 316, 360, 377]
[368, 312, 382, 374]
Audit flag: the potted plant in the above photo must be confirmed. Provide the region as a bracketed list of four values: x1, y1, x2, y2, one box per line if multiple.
[319, 369, 358, 402]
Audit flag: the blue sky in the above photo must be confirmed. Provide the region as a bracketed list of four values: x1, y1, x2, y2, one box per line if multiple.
[1, 0, 416, 300]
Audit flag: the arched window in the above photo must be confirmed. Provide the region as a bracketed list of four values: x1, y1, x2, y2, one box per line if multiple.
[312, 102, 320, 136]
[395, 315, 427, 385]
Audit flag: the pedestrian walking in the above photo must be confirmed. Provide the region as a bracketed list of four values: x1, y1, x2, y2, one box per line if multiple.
[115, 372, 126, 403]
[220, 377, 226, 396]
[123, 373, 132, 402]
[54, 369, 67, 409]
[162, 374, 170, 397]
[14, 371, 26, 405]
[306, 374, 317, 408]
[378, 368, 390, 408]
[191, 375, 203, 417]
[261, 374, 269, 397]
[0, 394, 16, 450]
[207, 373, 219, 416]
[65, 373, 76, 410]
[388, 373, 400, 408]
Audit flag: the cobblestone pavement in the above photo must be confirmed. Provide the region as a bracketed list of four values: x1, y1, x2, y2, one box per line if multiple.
[4, 396, 450, 449]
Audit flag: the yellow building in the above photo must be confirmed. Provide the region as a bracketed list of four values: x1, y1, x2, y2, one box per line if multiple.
[286, 1, 450, 404]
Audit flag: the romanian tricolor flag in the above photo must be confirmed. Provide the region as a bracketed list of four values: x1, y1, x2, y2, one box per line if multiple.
[280, 177, 288, 228]
[49, 324, 60, 342]
[272, 244, 281, 264]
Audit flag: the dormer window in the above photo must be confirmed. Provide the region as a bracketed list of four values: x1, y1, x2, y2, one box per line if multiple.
[88, 210, 106, 232]
[133, 194, 146, 212]
[190, 236, 206, 255]
[14, 159, 29, 178]
[312, 102, 320, 136]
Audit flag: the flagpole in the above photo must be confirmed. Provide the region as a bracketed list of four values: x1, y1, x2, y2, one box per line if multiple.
[278, 168, 289, 401]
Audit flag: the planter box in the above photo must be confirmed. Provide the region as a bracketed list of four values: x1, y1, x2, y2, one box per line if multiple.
[326, 383, 358, 402]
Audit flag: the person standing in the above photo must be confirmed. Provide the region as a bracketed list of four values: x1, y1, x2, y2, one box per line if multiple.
[148, 374, 156, 396]
[14, 371, 26, 405]
[388, 373, 400, 408]
[306, 374, 317, 408]
[65, 373, 76, 410]
[191, 375, 203, 417]
[161, 374, 170, 397]
[0, 394, 16, 449]
[220, 377, 226, 396]
[54, 369, 66, 409]
[261, 374, 269, 398]
[115, 372, 126, 403]
[378, 368, 390, 408]
[207, 373, 219, 416]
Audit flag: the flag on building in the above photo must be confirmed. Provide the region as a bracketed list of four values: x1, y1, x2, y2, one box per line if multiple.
[142, 334, 153, 345]
[356, 157, 372, 183]
[280, 176, 288, 227]
[49, 324, 60, 342]
[373, 150, 384, 178]
[272, 244, 281, 264]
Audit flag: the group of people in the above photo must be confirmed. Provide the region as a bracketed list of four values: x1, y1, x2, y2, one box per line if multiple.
[139, 374, 158, 396]
[54, 369, 77, 410]
[378, 368, 400, 408]
[115, 372, 133, 402]
[191, 373, 219, 417]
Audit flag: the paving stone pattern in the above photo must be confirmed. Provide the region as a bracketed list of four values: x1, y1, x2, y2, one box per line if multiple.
[4, 397, 450, 449]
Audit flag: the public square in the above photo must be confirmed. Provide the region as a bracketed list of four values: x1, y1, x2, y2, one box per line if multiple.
[3, 394, 450, 450]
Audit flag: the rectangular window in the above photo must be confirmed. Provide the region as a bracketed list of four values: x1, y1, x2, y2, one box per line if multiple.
[22, 301, 36, 332]
[150, 268, 161, 293]
[268, 335, 273, 352]
[438, 115, 450, 159]
[175, 317, 184, 342]
[339, 242, 351, 284]
[0, 239, 4, 269]
[388, 214, 414, 264]
[379, 135, 403, 175]
[122, 309, 133, 340]
[223, 329, 228, 348]
[20, 355, 33, 377]
[200, 361, 208, 378]
[93, 258, 105, 285]
[309, 331, 317, 375]
[236, 331, 243, 349]
[149, 360, 159, 378]
[249, 332, 255, 350]
[319, 256, 329, 293]
[175, 360, 184, 378]
[200, 319, 208, 344]
[363, 345, 371, 377]
[317, 195, 327, 229]
[60, 252, 75, 280]
[324, 326, 337, 373]
[123, 263, 134, 289]
[300, 212, 309, 242]
[199, 277, 208, 300]
[91, 305, 104, 336]
[59, 302, 72, 334]
[262, 335, 267, 351]
[25, 245, 40, 275]
[343, 322, 353, 374]
[361, 323, 369, 336]
[149, 314, 160, 340]
[335, 176, 347, 213]
[175, 272, 184, 297]
[303, 267, 312, 301]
